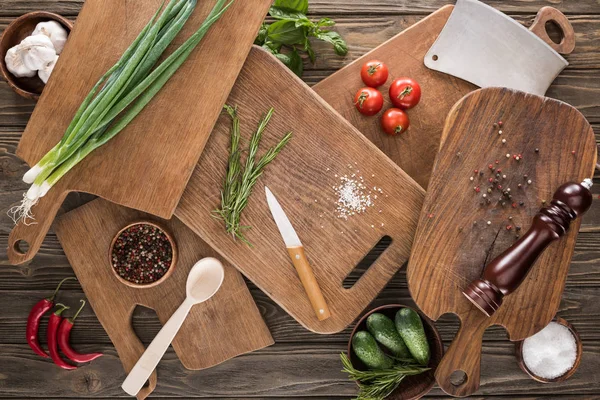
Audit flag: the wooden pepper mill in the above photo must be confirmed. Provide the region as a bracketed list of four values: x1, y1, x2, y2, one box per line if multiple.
[464, 179, 594, 317]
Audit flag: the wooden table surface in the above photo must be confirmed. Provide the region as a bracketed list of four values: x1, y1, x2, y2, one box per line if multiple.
[1, 0, 599, 398]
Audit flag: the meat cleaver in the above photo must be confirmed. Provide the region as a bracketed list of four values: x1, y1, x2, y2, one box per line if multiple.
[424, 0, 575, 95]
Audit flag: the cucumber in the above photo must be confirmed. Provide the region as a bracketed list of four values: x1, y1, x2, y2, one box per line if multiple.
[395, 308, 430, 366]
[366, 313, 412, 359]
[351, 330, 394, 370]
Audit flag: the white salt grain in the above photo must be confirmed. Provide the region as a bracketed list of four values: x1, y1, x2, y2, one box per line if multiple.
[522, 322, 577, 380]
[334, 174, 378, 219]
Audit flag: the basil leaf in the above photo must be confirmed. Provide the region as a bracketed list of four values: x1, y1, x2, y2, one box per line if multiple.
[275, 48, 303, 77]
[267, 20, 307, 45]
[269, 6, 306, 21]
[314, 30, 348, 56]
[273, 0, 309, 14]
[317, 18, 335, 27]
[255, 23, 269, 45]
[304, 38, 315, 63]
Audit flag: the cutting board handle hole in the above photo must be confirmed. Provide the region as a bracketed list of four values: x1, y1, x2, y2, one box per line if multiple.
[544, 21, 564, 45]
[342, 236, 392, 289]
[449, 370, 467, 387]
[13, 239, 30, 255]
[432, 54, 439, 61]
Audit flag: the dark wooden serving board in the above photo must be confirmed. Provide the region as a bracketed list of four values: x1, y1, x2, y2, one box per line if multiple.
[407, 88, 597, 397]
[55, 199, 273, 400]
[174, 46, 426, 334]
[7, 0, 272, 265]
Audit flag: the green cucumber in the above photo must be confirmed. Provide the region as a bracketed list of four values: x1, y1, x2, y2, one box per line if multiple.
[366, 313, 412, 359]
[351, 331, 394, 370]
[395, 308, 430, 366]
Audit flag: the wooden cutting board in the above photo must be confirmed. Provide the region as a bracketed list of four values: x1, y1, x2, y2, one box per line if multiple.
[312, 5, 574, 190]
[313, 5, 474, 190]
[54, 199, 273, 400]
[174, 46, 426, 334]
[407, 88, 596, 397]
[8, 0, 272, 265]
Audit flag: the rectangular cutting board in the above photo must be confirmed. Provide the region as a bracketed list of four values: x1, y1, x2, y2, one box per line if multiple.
[313, 5, 475, 190]
[55, 199, 273, 400]
[174, 46, 426, 334]
[8, 0, 272, 265]
[407, 88, 597, 397]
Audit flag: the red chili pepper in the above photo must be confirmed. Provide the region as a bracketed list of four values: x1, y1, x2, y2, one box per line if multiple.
[26, 277, 76, 358]
[48, 304, 77, 370]
[58, 300, 103, 363]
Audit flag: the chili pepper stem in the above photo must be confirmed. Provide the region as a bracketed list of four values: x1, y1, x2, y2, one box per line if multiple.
[54, 303, 70, 315]
[48, 277, 77, 301]
[71, 300, 86, 323]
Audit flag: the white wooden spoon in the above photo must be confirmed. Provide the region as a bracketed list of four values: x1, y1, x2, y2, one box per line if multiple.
[122, 257, 225, 396]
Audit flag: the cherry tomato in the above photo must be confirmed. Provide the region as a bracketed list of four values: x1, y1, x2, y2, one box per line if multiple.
[381, 108, 410, 135]
[389, 77, 421, 109]
[354, 87, 384, 116]
[360, 60, 389, 88]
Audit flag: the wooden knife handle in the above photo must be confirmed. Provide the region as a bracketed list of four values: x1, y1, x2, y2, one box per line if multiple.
[529, 7, 575, 55]
[287, 246, 331, 321]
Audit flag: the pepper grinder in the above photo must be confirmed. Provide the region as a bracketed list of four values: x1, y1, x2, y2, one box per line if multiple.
[464, 179, 594, 317]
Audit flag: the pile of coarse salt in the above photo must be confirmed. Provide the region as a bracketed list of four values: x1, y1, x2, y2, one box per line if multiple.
[334, 173, 382, 220]
[522, 321, 578, 380]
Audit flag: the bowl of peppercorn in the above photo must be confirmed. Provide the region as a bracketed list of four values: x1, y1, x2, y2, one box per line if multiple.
[109, 221, 177, 288]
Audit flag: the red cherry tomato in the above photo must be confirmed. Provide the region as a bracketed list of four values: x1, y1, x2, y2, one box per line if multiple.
[389, 77, 421, 109]
[354, 87, 384, 116]
[360, 60, 389, 88]
[381, 108, 410, 135]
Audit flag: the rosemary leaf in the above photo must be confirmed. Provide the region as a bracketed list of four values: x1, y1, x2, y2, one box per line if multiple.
[340, 353, 430, 400]
[214, 106, 292, 245]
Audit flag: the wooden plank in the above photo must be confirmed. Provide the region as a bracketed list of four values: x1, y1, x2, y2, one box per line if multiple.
[1, 0, 600, 17]
[0, 284, 599, 346]
[0, 342, 598, 397]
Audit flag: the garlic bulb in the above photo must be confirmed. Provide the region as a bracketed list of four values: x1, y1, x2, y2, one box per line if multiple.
[4, 45, 36, 78]
[32, 20, 68, 54]
[19, 35, 57, 71]
[38, 55, 59, 84]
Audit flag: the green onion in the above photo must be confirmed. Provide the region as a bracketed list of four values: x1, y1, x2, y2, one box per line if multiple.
[10, 0, 232, 225]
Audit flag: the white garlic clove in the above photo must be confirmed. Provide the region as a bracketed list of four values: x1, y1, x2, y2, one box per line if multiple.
[32, 20, 68, 54]
[4, 45, 36, 78]
[38, 54, 59, 84]
[20, 34, 57, 71]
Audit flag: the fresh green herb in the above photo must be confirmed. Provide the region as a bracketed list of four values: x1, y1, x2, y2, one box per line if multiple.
[340, 353, 430, 400]
[214, 105, 292, 245]
[254, 0, 347, 77]
[9, 0, 232, 226]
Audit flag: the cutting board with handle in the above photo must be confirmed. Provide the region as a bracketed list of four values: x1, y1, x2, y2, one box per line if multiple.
[54, 198, 273, 400]
[313, 5, 574, 189]
[174, 46, 426, 334]
[7, 0, 272, 265]
[407, 87, 596, 397]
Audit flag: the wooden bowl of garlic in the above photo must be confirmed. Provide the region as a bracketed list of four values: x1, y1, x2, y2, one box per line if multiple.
[0, 11, 72, 100]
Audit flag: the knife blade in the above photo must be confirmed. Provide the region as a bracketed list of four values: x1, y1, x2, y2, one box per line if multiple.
[424, 0, 573, 95]
[265, 186, 331, 321]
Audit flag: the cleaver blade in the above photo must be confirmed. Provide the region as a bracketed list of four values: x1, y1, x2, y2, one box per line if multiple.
[424, 0, 569, 95]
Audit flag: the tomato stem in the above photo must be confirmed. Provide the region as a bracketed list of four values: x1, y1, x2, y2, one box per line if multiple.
[355, 92, 368, 109]
[367, 63, 381, 76]
[395, 126, 404, 135]
[398, 86, 412, 99]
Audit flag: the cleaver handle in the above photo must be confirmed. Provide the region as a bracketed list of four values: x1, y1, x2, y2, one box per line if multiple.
[529, 7, 575, 55]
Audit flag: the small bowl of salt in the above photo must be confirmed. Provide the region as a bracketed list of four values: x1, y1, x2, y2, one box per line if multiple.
[515, 317, 582, 383]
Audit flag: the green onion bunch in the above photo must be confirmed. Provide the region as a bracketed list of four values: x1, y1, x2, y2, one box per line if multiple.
[10, 0, 232, 225]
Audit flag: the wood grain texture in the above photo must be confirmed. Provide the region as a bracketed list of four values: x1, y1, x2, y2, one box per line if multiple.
[175, 46, 425, 334]
[6, 0, 272, 264]
[313, 6, 475, 189]
[407, 88, 597, 397]
[53, 199, 273, 400]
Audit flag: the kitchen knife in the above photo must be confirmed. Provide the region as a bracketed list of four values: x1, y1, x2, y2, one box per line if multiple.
[265, 186, 331, 321]
[424, 0, 575, 95]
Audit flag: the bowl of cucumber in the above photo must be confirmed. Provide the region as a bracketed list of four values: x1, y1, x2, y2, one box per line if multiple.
[344, 304, 444, 400]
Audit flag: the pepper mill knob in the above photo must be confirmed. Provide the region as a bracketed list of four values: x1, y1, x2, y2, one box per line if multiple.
[463, 180, 593, 317]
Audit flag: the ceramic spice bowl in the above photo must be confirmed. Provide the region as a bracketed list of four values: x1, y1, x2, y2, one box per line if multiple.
[0, 11, 72, 100]
[347, 304, 445, 400]
[515, 317, 583, 383]
[109, 221, 178, 289]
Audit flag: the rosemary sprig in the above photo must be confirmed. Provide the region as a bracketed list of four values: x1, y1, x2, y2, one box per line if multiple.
[214, 105, 292, 245]
[340, 353, 430, 400]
